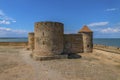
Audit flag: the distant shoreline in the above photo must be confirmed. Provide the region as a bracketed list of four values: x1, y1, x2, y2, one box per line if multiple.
[0, 38, 120, 48]
[0, 37, 28, 39]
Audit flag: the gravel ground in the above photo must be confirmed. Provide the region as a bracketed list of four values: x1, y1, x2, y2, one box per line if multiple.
[0, 46, 120, 80]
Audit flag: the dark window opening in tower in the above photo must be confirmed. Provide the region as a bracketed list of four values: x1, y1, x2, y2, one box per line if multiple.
[87, 45, 89, 48]
[52, 49, 54, 51]
[43, 41, 45, 45]
[43, 32, 44, 36]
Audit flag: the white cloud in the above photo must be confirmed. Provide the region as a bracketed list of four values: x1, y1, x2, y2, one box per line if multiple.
[106, 8, 118, 11]
[101, 27, 120, 33]
[0, 27, 11, 31]
[0, 10, 5, 16]
[0, 26, 28, 35]
[87, 22, 109, 27]
[0, 20, 10, 24]
[0, 9, 16, 24]
[12, 29, 28, 34]
[0, 10, 5, 18]
[12, 20, 16, 23]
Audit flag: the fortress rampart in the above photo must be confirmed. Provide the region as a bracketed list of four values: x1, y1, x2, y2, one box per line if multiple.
[94, 44, 120, 54]
[0, 42, 27, 47]
[64, 34, 83, 53]
[33, 22, 64, 60]
[28, 21, 93, 60]
[28, 32, 34, 50]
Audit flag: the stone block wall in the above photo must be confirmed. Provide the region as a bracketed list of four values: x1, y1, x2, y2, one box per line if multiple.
[80, 32, 93, 53]
[28, 32, 34, 50]
[0, 42, 28, 47]
[33, 22, 64, 59]
[64, 34, 83, 53]
[28, 21, 93, 60]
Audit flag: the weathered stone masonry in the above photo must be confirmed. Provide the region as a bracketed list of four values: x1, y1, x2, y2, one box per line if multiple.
[28, 32, 34, 50]
[28, 21, 93, 60]
[64, 34, 83, 53]
[33, 22, 64, 59]
[78, 25, 93, 53]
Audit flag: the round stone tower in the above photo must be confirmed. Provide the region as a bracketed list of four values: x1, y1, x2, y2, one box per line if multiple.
[33, 21, 64, 60]
[28, 32, 34, 50]
[78, 25, 93, 53]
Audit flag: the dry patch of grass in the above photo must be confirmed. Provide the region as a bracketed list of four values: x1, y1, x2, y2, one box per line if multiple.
[0, 47, 120, 80]
[82, 57, 99, 61]
[0, 62, 18, 73]
[115, 64, 120, 69]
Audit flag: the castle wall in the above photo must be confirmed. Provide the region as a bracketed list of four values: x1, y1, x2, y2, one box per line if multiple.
[27, 21, 94, 60]
[28, 32, 34, 50]
[94, 44, 120, 54]
[64, 34, 83, 53]
[0, 42, 27, 47]
[80, 32, 93, 53]
[33, 22, 64, 59]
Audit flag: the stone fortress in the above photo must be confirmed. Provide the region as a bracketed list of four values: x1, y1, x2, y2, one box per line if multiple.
[28, 21, 93, 60]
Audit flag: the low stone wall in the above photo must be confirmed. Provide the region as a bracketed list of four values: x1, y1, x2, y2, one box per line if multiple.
[94, 44, 120, 54]
[0, 42, 28, 47]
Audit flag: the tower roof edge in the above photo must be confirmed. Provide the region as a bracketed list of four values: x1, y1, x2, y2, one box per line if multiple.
[78, 25, 93, 33]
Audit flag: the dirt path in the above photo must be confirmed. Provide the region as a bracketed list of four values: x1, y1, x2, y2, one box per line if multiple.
[20, 49, 67, 80]
[20, 49, 120, 80]
[0, 46, 120, 80]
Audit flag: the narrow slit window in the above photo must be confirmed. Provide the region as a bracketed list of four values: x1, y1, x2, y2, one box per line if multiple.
[59, 30, 60, 33]
[43, 41, 45, 45]
[87, 45, 89, 48]
[43, 32, 44, 36]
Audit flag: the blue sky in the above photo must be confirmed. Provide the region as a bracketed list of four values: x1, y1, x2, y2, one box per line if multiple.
[0, 0, 120, 38]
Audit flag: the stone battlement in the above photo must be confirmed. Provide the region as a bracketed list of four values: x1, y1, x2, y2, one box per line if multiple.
[35, 21, 63, 26]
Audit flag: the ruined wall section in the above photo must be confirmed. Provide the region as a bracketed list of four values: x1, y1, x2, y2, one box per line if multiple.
[94, 44, 120, 54]
[28, 32, 34, 50]
[0, 42, 28, 47]
[33, 22, 64, 59]
[64, 34, 83, 53]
